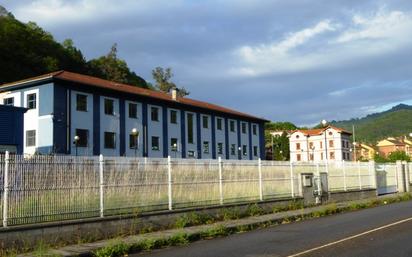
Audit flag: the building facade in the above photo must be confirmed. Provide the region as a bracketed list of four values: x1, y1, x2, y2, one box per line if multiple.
[0, 71, 267, 159]
[376, 137, 411, 157]
[0, 105, 27, 154]
[289, 126, 353, 162]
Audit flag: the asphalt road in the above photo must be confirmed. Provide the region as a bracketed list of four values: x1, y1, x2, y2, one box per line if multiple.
[134, 200, 412, 257]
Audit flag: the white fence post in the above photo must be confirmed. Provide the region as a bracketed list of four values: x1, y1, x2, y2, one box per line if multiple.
[343, 160, 347, 191]
[99, 154, 104, 218]
[3, 151, 10, 227]
[258, 158, 263, 201]
[167, 156, 173, 210]
[289, 161, 294, 198]
[218, 157, 224, 205]
[358, 161, 362, 190]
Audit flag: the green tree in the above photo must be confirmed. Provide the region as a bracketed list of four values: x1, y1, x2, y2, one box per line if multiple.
[87, 43, 147, 88]
[265, 131, 290, 160]
[152, 67, 189, 96]
[387, 151, 410, 162]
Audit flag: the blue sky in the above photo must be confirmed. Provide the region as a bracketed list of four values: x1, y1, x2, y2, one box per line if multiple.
[2, 0, 412, 125]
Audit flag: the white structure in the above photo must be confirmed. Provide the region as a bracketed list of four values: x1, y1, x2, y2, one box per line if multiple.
[0, 71, 267, 159]
[289, 126, 353, 162]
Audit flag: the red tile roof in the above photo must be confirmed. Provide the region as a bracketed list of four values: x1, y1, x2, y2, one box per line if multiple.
[292, 125, 352, 136]
[0, 71, 268, 122]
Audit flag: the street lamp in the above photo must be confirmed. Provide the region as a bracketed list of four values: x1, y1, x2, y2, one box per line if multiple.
[173, 143, 178, 158]
[321, 120, 328, 162]
[131, 128, 139, 157]
[73, 135, 79, 156]
[238, 146, 242, 160]
[279, 150, 283, 161]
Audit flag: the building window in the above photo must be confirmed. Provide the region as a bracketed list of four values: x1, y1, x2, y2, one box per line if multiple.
[230, 144, 236, 155]
[297, 154, 301, 161]
[187, 113, 194, 144]
[242, 123, 247, 134]
[310, 153, 314, 161]
[170, 110, 177, 124]
[26, 130, 36, 147]
[171, 138, 178, 152]
[242, 145, 247, 156]
[252, 125, 257, 135]
[230, 120, 235, 132]
[129, 134, 138, 149]
[253, 146, 258, 157]
[296, 135, 300, 139]
[75, 129, 89, 147]
[296, 143, 301, 150]
[218, 143, 223, 155]
[329, 131, 333, 136]
[330, 152, 335, 160]
[320, 152, 323, 160]
[320, 141, 323, 149]
[329, 140, 334, 148]
[188, 150, 195, 158]
[217, 118, 222, 130]
[129, 103, 137, 118]
[203, 141, 209, 154]
[104, 132, 116, 149]
[151, 136, 160, 151]
[202, 116, 209, 129]
[104, 99, 114, 115]
[309, 142, 314, 149]
[76, 94, 87, 112]
[3, 97, 14, 106]
[151, 107, 159, 121]
[27, 93, 36, 109]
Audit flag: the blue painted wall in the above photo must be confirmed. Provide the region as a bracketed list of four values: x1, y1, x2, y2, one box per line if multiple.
[0, 105, 26, 154]
[53, 84, 68, 154]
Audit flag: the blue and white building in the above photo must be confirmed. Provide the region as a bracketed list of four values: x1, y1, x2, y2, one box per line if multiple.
[0, 105, 27, 154]
[0, 71, 267, 159]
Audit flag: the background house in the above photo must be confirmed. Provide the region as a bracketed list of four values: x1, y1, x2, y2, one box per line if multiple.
[289, 126, 352, 162]
[0, 71, 267, 159]
[0, 105, 27, 154]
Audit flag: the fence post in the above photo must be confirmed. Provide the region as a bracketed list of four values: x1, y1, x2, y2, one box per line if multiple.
[289, 161, 294, 198]
[258, 158, 263, 201]
[3, 151, 9, 227]
[368, 160, 376, 189]
[343, 160, 347, 191]
[167, 156, 173, 210]
[218, 157, 224, 205]
[358, 161, 362, 190]
[99, 154, 104, 218]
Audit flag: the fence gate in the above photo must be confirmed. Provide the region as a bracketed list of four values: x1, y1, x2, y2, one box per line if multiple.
[376, 164, 398, 195]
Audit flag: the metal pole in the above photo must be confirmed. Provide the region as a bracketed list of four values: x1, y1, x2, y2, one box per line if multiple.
[3, 151, 9, 227]
[289, 161, 294, 198]
[218, 157, 224, 204]
[271, 135, 274, 161]
[99, 154, 104, 218]
[358, 161, 362, 190]
[343, 160, 347, 191]
[258, 158, 263, 201]
[167, 156, 173, 210]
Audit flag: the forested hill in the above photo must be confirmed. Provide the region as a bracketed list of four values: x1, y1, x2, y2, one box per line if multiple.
[0, 5, 147, 87]
[330, 104, 412, 144]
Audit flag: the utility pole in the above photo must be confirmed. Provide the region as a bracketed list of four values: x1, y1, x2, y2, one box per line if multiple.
[352, 124, 357, 161]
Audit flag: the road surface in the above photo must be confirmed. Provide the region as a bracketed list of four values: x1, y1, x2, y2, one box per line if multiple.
[134, 200, 412, 257]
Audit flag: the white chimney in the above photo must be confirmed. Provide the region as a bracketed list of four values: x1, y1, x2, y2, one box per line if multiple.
[171, 88, 178, 101]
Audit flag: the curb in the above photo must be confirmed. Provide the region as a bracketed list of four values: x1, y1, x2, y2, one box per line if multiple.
[18, 194, 409, 257]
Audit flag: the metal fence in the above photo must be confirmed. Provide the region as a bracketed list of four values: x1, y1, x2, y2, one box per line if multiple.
[0, 154, 301, 227]
[0, 153, 403, 227]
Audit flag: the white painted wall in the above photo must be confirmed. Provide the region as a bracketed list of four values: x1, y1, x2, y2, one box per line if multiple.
[167, 108, 181, 158]
[125, 100, 143, 157]
[147, 104, 163, 158]
[100, 96, 120, 156]
[70, 90, 94, 156]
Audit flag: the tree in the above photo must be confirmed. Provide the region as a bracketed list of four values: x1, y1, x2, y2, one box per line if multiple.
[88, 43, 147, 88]
[152, 67, 189, 96]
[387, 151, 410, 162]
[265, 131, 290, 160]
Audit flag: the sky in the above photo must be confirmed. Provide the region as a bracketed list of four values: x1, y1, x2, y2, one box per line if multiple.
[2, 0, 412, 126]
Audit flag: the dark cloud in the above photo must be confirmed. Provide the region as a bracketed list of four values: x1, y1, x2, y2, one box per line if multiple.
[2, 0, 412, 125]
